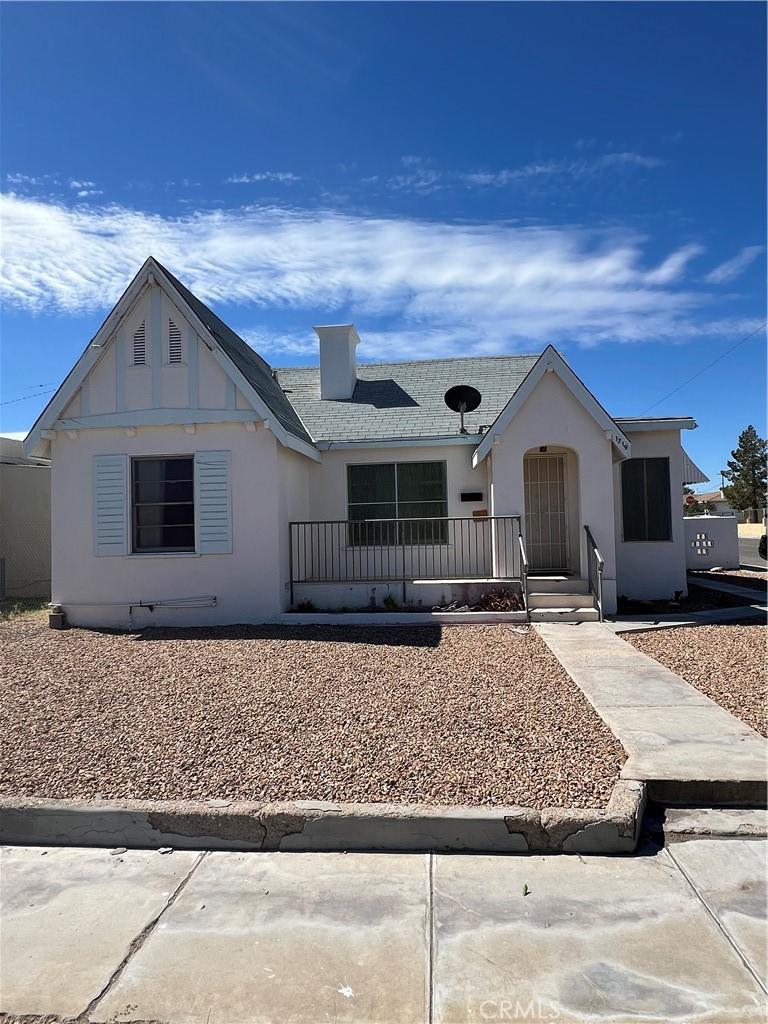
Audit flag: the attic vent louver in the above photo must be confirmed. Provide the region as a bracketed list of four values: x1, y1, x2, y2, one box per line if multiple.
[169, 319, 182, 363]
[133, 321, 146, 365]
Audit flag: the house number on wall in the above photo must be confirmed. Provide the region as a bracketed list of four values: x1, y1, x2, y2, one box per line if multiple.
[691, 532, 714, 556]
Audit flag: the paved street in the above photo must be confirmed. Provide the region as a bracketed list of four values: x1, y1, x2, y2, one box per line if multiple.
[1, 840, 766, 1023]
[739, 533, 766, 569]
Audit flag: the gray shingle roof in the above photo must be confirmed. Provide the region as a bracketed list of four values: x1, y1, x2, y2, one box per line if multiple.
[276, 355, 541, 442]
[156, 262, 313, 446]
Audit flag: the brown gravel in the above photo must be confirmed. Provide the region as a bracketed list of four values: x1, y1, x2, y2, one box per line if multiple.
[0, 614, 625, 809]
[626, 622, 767, 737]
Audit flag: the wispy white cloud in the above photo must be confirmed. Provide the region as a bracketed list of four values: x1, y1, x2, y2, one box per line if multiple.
[0, 193, 753, 359]
[381, 152, 665, 194]
[6, 173, 52, 186]
[644, 244, 704, 285]
[705, 245, 765, 284]
[69, 179, 96, 189]
[225, 172, 302, 184]
[76, 189, 103, 198]
[461, 153, 665, 189]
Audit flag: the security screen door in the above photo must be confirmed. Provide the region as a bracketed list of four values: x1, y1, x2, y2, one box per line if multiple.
[524, 455, 569, 571]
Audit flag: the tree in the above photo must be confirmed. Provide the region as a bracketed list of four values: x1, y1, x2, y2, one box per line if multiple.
[721, 425, 767, 512]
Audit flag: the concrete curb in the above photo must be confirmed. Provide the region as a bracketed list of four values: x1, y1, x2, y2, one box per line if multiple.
[0, 781, 646, 855]
[280, 611, 528, 625]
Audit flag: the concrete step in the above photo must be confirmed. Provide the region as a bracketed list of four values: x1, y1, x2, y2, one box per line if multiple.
[528, 592, 595, 609]
[527, 577, 590, 595]
[529, 606, 600, 622]
[661, 807, 768, 842]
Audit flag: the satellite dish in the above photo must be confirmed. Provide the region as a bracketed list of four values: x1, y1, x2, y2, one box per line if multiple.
[444, 385, 482, 434]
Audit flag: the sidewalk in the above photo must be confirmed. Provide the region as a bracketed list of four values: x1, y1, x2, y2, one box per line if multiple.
[1, 840, 766, 1023]
[536, 622, 768, 805]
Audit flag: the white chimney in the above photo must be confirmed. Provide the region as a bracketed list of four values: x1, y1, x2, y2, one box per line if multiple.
[314, 324, 360, 400]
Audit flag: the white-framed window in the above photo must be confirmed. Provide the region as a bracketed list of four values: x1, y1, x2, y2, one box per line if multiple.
[132, 456, 195, 552]
[347, 461, 448, 545]
[621, 457, 672, 542]
[93, 452, 232, 556]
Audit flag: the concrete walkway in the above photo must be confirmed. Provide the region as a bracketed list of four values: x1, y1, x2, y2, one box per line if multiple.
[606, 603, 765, 634]
[605, 574, 766, 633]
[1, 841, 766, 1023]
[536, 622, 768, 805]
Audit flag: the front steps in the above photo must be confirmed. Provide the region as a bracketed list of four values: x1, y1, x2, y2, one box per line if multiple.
[527, 576, 600, 622]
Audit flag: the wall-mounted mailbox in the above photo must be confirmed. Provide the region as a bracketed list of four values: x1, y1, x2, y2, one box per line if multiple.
[461, 491, 483, 502]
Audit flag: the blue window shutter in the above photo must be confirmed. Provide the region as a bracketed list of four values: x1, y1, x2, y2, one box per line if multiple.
[93, 455, 128, 556]
[195, 451, 232, 554]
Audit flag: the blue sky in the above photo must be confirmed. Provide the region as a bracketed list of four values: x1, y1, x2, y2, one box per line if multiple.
[1, 1, 765, 485]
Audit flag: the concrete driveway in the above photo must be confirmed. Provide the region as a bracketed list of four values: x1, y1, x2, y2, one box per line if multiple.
[2, 840, 766, 1023]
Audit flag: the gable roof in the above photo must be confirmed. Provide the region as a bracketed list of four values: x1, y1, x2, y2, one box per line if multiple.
[25, 258, 317, 460]
[472, 345, 631, 466]
[156, 263, 313, 446]
[276, 354, 540, 444]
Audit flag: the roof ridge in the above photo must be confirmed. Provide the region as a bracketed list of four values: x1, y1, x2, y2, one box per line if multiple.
[275, 352, 542, 372]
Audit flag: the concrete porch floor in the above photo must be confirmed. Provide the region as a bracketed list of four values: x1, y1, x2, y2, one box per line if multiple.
[1, 839, 766, 1023]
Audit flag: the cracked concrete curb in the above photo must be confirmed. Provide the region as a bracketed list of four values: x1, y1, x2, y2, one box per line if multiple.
[0, 781, 645, 855]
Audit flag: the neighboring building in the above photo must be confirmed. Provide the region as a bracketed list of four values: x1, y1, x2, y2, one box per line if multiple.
[25, 258, 708, 627]
[0, 437, 51, 600]
[690, 489, 736, 517]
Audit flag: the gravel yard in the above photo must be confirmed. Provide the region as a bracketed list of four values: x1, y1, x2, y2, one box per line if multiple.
[0, 614, 625, 809]
[626, 622, 767, 738]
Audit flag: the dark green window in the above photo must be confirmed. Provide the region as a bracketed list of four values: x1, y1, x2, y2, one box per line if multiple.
[621, 457, 672, 542]
[132, 457, 195, 552]
[347, 462, 448, 545]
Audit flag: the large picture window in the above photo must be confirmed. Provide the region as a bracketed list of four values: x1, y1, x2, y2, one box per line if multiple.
[621, 457, 672, 542]
[132, 457, 195, 552]
[347, 461, 448, 545]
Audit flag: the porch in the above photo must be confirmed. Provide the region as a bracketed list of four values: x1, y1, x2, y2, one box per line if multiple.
[288, 516, 605, 620]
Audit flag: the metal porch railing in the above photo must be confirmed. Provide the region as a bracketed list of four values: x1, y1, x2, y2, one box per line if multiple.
[584, 524, 604, 621]
[289, 515, 524, 604]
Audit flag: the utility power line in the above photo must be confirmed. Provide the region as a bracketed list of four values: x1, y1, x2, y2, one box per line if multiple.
[640, 322, 768, 415]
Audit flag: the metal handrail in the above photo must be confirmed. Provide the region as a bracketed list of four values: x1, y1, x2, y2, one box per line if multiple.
[518, 531, 530, 621]
[289, 514, 523, 604]
[584, 525, 604, 621]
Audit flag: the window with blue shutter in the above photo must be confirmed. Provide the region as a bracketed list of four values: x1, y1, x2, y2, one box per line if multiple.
[95, 451, 232, 556]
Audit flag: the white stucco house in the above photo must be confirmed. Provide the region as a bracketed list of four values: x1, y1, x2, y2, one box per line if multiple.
[25, 258, 709, 627]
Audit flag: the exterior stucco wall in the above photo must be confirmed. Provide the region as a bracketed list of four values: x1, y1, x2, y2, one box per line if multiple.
[486, 372, 618, 610]
[683, 515, 740, 570]
[305, 443, 490, 521]
[0, 455, 51, 600]
[277, 448, 311, 606]
[613, 430, 688, 599]
[50, 423, 286, 628]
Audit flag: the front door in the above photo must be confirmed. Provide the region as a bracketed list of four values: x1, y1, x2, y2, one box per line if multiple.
[524, 455, 569, 571]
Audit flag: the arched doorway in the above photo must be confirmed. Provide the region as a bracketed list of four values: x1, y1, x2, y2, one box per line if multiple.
[523, 447, 579, 573]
